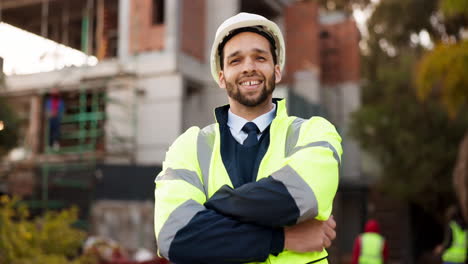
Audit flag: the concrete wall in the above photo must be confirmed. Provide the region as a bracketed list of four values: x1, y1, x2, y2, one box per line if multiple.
[135, 74, 183, 165]
[177, 0, 238, 130]
[106, 77, 138, 164]
[3, 51, 175, 93]
[323, 82, 362, 180]
[4, 59, 120, 93]
[182, 81, 227, 130]
[292, 70, 321, 104]
[205, 0, 240, 64]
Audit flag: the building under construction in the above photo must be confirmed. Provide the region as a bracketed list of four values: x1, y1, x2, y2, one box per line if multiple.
[0, 0, 414, 262]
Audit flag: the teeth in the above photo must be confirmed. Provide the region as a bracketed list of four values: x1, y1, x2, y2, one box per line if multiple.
[241, 80, 261, 86]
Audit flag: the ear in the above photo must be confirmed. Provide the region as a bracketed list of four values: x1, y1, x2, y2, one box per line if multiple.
[274, 65, 282, 84]
[218, 71, 226, 89]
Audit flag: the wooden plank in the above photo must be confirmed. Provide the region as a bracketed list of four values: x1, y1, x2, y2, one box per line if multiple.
[41, 0, 49, 38]
[1, 0, 51, 10]
[27, 95, 42, 157]
[61, 0, 69, 46]
[96, 0, 105, 59]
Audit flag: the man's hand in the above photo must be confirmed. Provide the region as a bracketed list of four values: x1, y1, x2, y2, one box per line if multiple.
[433, 244, 443, 255]
[284, 216, 336, 253]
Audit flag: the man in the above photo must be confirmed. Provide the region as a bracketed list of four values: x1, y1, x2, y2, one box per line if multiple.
[45, 87, 65, 150]
[351, 219, 388, 264]
[434, 205, 467, 264]
[154, 12, 342, 263]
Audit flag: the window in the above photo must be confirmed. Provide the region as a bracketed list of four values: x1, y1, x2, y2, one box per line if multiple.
[320, 30, 330, 39]
[152, 0, 165, 25]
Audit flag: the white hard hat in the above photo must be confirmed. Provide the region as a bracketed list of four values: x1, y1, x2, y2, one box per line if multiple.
[210, 12, 286, 86]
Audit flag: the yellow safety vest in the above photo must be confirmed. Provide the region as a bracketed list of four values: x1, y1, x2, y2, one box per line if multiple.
[359, 232, 384, 264]
[154, 99, 342, 263]
[442, 221, 467, 263]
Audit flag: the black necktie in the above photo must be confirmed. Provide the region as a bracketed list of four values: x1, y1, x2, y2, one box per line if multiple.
[242, 122, 259, 147]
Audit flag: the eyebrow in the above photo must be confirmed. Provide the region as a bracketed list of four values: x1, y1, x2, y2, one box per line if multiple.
[252, 48, 269, 55]
[226, 48, 270, 60]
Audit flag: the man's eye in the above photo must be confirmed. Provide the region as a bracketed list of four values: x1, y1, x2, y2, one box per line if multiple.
[257, 57, 266, 61]
[230, 59, 240, 64]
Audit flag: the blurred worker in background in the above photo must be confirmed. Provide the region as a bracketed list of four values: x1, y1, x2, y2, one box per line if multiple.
[45, 87, 65, 150]
[352, 219, 389, 264]
[434, 205, 467, 264]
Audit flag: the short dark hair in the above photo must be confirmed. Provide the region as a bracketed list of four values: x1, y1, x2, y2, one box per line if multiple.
[218, 27, 277, 70]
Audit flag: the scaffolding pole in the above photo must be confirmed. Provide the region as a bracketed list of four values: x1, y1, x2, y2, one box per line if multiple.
[62, 0, 70, 46]
[96, 0, 105, 59]
[81, 0, 92, 54]
[118, 0, 130, 61]
[88, 0, 95, 56]
[41, 0, 49, 38]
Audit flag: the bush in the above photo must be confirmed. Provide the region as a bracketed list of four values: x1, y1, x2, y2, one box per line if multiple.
[0, 195, 97, 264]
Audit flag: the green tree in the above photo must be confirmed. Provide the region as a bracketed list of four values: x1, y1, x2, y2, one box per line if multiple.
[351, 50, 468, 214]
[416, 40, 468, 116]
[415, 0, 468, 221]
[350, 0, 468, 218]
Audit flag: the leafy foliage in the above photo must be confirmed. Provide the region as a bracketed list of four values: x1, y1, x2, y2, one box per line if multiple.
[350, 0, 468, 216]
[411, 0, 468, 223]
[0, 196, 97, 264]
[368, 0, 439, 47]
[352, 49, 468, 213]
[416, 40, 468, 117]
[441, 0, 468, 17]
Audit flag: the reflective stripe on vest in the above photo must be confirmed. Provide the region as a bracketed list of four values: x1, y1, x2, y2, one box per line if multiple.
[157, 199, 204, 258]
[284, 117, 341, 165]
[442, 221, 467, 263]
[359, 233, 384, 264]
[156, 168, 204, 194]
[197, 123, 217, 197]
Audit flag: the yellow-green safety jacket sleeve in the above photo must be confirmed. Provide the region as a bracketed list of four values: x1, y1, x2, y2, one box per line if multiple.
[154, 127, 206, 258]
[205, 116, 342, 226]
[279, 116, 342, 221]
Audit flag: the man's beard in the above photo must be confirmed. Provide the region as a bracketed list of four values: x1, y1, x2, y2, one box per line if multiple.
[226, 72, 275, 107]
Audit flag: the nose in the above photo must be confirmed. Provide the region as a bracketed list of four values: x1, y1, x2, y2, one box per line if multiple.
[242, 57, 257, 73]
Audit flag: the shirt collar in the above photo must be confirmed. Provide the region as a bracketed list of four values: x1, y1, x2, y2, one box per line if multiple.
[227, 103, 276, 134]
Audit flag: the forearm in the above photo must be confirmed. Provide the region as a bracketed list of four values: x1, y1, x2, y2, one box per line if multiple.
[204, 176, 300, 227]
[205, 155, 339, 227]
[155, 170, 284, 263]
[166, 207, 284, 264]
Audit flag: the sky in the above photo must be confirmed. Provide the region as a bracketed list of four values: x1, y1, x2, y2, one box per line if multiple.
[0, 22, 97, 76]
